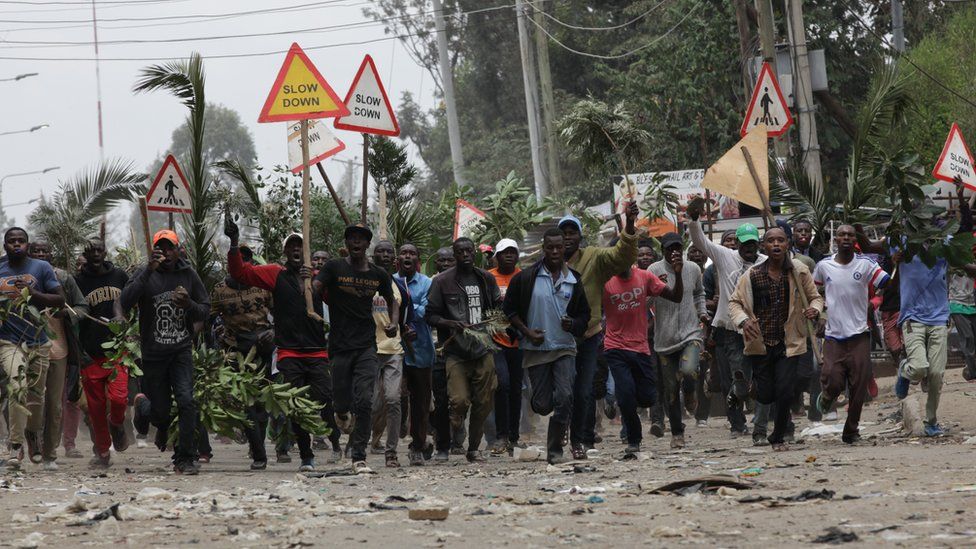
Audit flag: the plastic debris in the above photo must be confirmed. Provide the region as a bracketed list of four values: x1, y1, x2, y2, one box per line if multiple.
[136, 487, 176, 502]
[800, 423, 844, 437]
[586, 495, 605, 504]
[14, 532, 44, 549]
[512, 446, 544, 461]
[812, 527, 859, 544]
[740, 467, 763, 477]
[650, 475, 755, 495]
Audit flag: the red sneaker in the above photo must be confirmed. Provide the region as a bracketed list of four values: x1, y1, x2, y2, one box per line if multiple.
[868, 376, 879, 399]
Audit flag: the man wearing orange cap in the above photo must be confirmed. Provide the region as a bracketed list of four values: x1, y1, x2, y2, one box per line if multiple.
[120, 229, 210, 475]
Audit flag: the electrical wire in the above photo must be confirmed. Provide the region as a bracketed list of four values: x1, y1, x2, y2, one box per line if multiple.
[839, 0, 976, 110]
[0, 1, 531, 61]
[0, 0, 363, 24]
[0, 1, 522, 48]
[526, 0, 701, 60]
[526, 0, 671, 32]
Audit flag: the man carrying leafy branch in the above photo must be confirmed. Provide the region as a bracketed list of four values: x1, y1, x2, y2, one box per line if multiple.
[26, 239, 88, 471]
[210, 242, 280, 470]
[559, 202, 639, 460]
[120, 229, 209, 475]
[74, 237, 129, 469]
[0, 227, 65, 471]
[857, 175, 975, 437]
[225, 219, 341, 472]
[503, 228, 589, 465]
[313, 224, 398, 474]
[426, 237, 502, 463]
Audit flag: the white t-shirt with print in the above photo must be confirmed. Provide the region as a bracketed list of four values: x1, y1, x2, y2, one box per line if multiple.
[813, 255, 888, 340]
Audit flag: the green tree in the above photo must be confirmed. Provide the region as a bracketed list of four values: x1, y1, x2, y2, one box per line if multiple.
[28, 160, 146, 270]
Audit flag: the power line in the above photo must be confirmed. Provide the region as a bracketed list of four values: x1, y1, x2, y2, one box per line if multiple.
[839, 0, 976, 110]
[0, 2, 528, 61]
[0, 0, 362, 24]
[528, 0, 671, 32]
[527, 0, 701, 60]
[0, 1, 516, 48]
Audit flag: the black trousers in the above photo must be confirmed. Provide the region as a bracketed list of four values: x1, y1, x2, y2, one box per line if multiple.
[749, 343, 798, 445]
[142, 349, 198, 464]
[404, 366, 432, 452]
[330, 347, 378, 462]
[277, 356, 338, 462]
[431, 361, 451, 452]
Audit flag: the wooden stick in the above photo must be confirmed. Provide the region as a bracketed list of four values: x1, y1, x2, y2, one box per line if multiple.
[315, 162, 351, 225]
[137, 197, 152, 259]
[299, 120, 320, 320]
[741, 145, 822, 364]
[379, 185, 388, 240]
[361, 133, 369, 224]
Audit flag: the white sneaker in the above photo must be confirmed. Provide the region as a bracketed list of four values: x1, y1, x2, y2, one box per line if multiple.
[43, 460, 59, 471]
[353, 460, 373, 474]
[824, 411, 839, 421]
[136, 438, 148, 449]
[696, 420, 708, 427]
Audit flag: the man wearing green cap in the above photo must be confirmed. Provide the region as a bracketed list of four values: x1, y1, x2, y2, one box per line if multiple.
[687, 201, 767, 441]
[559, 202, 639, 460]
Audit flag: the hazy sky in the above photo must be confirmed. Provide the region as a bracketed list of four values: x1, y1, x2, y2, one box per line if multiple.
[0, 0, 434, 229]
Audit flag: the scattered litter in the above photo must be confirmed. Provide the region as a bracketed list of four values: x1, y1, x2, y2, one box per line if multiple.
[716, 486, 739, 497]
[116, 504, 157, 521]
[512, 446, 544, 461]
[806, 455, 817, 463]
[953, 485, 976, 492]
[12, 513, 32, 523]
[740, 448, 766, 455]
[135, 487, 175, 502]
[369, 502, 407, 511]
[573, 465, 598, 473]
[782, 489, 834, 502]
[386, 495, 420, 503]
[74, 485, 102, 497]
[470, 508, 493, 516]
[408, 508, 449, 521]
[90, 503, 122, 521]
[560, 486, 606, 494]
[801, 423, 844, 437]
[586, 495, 605, 504]
[650, 475, 754, 495]
[740, 467, 763, 477]
[301, 470, 358, 478]
[963, 436, 976, 445]
[812, 527, 859, 544]
[585, 448, 600, 458]
[96, 516, 120, 537]
[649, 524, 701, 539]
[14, 532, 44, 549]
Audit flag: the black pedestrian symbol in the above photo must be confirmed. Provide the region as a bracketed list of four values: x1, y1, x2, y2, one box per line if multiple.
[755, 86, 780, 126]
[159, 175, 185, 206]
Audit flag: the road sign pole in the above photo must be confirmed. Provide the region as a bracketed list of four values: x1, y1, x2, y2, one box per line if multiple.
[300, 119, 317, 318]
[315, 162, 351, 225]
[361, 133, 369, 224]
[168, 212, 174, 231]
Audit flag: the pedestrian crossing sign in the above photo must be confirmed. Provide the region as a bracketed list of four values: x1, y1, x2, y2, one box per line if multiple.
[146, 154, 193, 214]
[741, 62, 793, 138]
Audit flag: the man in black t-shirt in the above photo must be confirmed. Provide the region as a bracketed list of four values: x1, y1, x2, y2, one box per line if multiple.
[313, 224, 398, 473]
[74, 237, 130, 469]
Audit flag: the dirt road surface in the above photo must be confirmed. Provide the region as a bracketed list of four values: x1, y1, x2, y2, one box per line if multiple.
[3, 369, 976, 548]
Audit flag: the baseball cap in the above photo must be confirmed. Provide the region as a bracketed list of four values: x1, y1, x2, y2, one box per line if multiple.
[558, 215, 582, 232]
[343, 223, 373, 241]
[660, 232, 682, 250]
[495, 238, 519, 254]
[152, 229, 179, 246]
[281, 232, 303, 250]
[736, 223, 760, 243]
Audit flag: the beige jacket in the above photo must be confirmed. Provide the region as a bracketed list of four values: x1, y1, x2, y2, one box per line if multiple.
[728, 259, 823, 357]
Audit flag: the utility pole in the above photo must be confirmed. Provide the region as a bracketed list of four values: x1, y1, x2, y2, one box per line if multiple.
[753, 0, 788, 159]
[785, 0, 824, 189]
[515, 0, 548, 200]
[891, 0, 906, 53]
[431, 0, 467, 186]
[733, 0, 754, 100]
[532, 2, 560, 194]
[91, 0, 105, 160]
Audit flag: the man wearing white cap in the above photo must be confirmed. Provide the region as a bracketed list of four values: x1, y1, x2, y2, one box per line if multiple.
[488, 238, 522, 454]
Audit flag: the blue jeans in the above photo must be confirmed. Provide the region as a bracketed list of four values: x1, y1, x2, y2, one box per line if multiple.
[571, 333, 602, 446]
[604, 349, 655, 445]
[493, 347, 524, 443]
[526, 354, 576, 424]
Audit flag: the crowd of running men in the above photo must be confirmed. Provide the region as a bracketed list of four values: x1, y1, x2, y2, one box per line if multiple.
[1, 178, 974, 473]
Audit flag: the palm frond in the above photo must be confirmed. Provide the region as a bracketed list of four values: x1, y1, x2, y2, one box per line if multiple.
[215, 159, 262, 214]
[558, 96, 651, 177]
[28, 160, 145, 269]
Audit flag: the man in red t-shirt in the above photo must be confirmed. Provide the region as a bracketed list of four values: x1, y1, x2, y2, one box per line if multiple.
[487, 238, 522, 454]
[602, 256, 684, 454]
